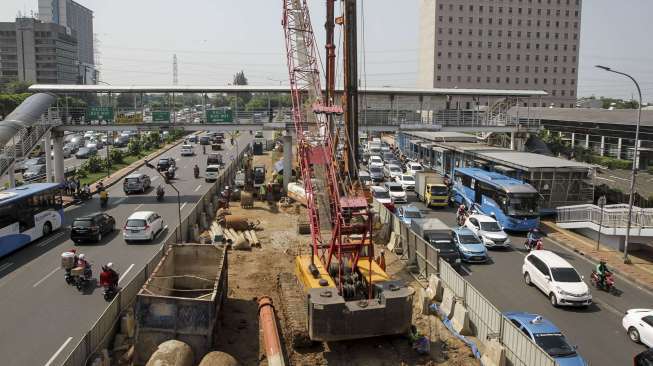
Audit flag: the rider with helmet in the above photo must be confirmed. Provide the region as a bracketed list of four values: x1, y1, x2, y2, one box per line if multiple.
[100, 263, 119, 290]
[596, 259, 610, 288]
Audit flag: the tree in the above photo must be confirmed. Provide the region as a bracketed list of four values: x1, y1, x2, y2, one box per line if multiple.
[2, 81, 32, 94]
[598, 97, 639, 109]
[232, 70, 252, 105]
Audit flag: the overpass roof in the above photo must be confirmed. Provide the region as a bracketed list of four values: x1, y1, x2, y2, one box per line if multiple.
[29, 84, 548, 97]
[508, 107, 653, 126]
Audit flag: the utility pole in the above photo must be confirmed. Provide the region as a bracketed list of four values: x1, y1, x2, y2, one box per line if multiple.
[343, 0, 358, 178]
[173, 54, 178, 85]
[325, 0, 336, 106]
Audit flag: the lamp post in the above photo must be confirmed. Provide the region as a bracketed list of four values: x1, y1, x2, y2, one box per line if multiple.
[595, 65, 643, 263]
[145, 160, 183, 243]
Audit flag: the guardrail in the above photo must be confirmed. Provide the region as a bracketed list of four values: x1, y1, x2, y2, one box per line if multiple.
[60, 143, 250, 366]
[557, 203, 653, 229]
[375, 200, 557, 366]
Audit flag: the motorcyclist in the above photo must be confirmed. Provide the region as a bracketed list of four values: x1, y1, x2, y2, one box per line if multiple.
[99, 189, 108, 203]
[194, 164, 200, 178]
[83, 184, 91, 196]
[156, 184, 164, 198]
[456, 204, 467, 223]
[96, 181, 104, 192]
[167, 165, 175, 180]
[100, 262, 119, 290]
[596, 259, 609, 288]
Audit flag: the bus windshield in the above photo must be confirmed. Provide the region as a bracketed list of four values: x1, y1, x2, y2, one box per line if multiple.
[507, 194, 539, 216]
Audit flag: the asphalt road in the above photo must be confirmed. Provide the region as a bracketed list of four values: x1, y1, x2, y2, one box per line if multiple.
[403, 192, 653, 366]
[0, 133, 252, 366]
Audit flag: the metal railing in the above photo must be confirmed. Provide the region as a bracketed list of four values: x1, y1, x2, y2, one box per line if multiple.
[375, 200, 557, 366]
[0, 114, 59, 177]
[557, 203, 653, 229]
[59, 142, 250, 366]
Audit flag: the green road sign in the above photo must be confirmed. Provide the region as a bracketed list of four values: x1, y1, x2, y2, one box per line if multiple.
[87, 107, 114, 121]
[152, 111, 171, 122]
[206, 109, 233, 123]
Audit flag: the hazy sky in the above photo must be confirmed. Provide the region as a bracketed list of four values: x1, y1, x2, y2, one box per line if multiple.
[1, 0, 651, 102]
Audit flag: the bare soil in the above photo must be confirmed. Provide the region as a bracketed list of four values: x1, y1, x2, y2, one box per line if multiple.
[213, 151, 479, 366]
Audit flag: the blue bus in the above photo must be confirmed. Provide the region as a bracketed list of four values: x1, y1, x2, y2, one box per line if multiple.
[0, 183, 64, 257]
[451, 168, 539, 232]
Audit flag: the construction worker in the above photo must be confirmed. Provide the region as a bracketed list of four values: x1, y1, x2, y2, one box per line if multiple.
[375, 250, 386, 271]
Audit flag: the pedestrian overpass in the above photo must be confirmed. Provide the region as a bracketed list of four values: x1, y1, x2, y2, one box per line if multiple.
[0, 85, 547, 187]
[556, 204, 653, 251]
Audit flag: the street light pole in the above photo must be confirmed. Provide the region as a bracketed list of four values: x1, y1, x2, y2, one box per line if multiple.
[595, 65, 643, 263]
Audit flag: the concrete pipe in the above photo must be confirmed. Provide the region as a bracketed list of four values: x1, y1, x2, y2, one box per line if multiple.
[258, 296, 285, 366]
[198, 351, 239, 366]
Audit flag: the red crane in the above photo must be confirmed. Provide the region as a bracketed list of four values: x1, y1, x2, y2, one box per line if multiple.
[281, 0, 373, 298]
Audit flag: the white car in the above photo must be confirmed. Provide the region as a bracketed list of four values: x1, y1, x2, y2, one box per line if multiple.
[180, 144, 194, 156]
[623, 309, 653, 347]
[384, 182, 407, 204]
[368, 155, 383, 167]
[86, 142, 98, 150]
[205, 164, 220, 182]
[405, 162, 423, 175]
[123, 211, 164, 242]
[522, 250, 592, 307]
[51, 147, 71, 158]
[370, 185, 392, 206]
[395, 174, 415, 191]
[384, 164, 403, 179]
[463, 214, 510, 248]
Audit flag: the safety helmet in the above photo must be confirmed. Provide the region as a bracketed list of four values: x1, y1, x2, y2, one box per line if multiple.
[79, 254, 85, 260]
[106, 262, 113, 269]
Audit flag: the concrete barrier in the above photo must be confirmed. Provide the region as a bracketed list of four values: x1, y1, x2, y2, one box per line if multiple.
[417, 288, 432, 315]
[440, 287, 456, 319]
[481, 338, 506, 366]
[427, 274, 444, 302]
[451, 301, 471, 335]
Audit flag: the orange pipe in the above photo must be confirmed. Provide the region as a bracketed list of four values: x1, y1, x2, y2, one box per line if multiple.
[258, 296, 285, 366]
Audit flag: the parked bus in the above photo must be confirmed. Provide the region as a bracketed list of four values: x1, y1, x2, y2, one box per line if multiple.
[451, 168, 539, 231]
[0, 183, 64, 257]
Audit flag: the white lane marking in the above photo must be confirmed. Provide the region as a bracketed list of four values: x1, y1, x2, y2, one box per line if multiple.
[595, 176, 615, 183]
[151, 175, 159, 182]
[33, 267, 59, 288]
[115, 197, 127, 205]
[609, 175, 629, 182]
[182, 165, 187, 169]
[180, 202, 187, 210]
[134, 203, 143, 211]
[194, 185, 202, 192]
[118, 264, 135, 284]
[44, 337, 73, 366]
[459, 265, 472, 276]
[37, 232, 65, 247]
[0, 262, 13, 272]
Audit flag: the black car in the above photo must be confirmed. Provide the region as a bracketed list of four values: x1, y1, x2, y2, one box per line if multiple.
[635, 348, 653, 366]
[71, 213, 116, 243]
[157, 157, 176, 171]
[199, 136, 211, 145]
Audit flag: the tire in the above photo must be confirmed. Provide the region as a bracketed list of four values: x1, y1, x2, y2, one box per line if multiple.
[150, 233, 154, 242]
[111, 223, 116, 232]
[550, 293, 558, 307]
[524, 272, 532, 286]
[97, 232, 102, 242]
[42, 222, 52, 237]
[628, 327, 641, 343]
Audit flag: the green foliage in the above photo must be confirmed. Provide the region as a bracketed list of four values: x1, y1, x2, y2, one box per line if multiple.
[599, 97, 639, 109]
[232, 70, 252, 104]
[127, 140, 142, 156]
[116, 93, 135, 108]
[109, 149, 125, 164]
[0, 93, 31, 117]
[80, 155, 104, 173]
[589, 156, 632, 169]
[2, 81, 32, 94]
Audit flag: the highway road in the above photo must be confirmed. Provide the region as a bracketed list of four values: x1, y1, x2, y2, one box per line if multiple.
[405, 193, 653, 366]
[0, 133, 253, 366]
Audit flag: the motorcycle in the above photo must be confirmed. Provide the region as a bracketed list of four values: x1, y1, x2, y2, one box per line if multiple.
[524, 238, 544, 251]
[194, 166, 200, 179]
[64, 269, 74, 285]
[156, 187, 164, 202]
[103, 284, 118, 301]
[73, 265, 93, 292]
[591, 270, 616, 293]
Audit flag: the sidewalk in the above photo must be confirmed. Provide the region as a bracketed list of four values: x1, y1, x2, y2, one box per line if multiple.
[542, 220, 653, 293]
[62, 135, 193, 207]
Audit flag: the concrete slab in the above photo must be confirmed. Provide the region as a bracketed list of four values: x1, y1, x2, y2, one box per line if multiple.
[451, 301, 471, 335]
[440, 287, 456, 319]
[480, 338, 506, 366]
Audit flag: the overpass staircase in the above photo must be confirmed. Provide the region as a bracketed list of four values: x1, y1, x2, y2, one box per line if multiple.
[0, 123, 54, 178]
[556, 204, 653, 237]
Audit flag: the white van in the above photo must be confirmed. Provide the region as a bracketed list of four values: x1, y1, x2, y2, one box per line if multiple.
[205, 164, 220, 182]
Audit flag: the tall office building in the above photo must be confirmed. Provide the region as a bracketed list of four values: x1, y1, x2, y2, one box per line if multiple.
[0, 17, 79, 85]
[38, 0, 94, 83]
[418, 0, 582, 108]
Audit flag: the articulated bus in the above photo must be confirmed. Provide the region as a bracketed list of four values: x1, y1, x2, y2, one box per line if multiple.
[0, 183, 64, 257]
[452, 168, 539, 232]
